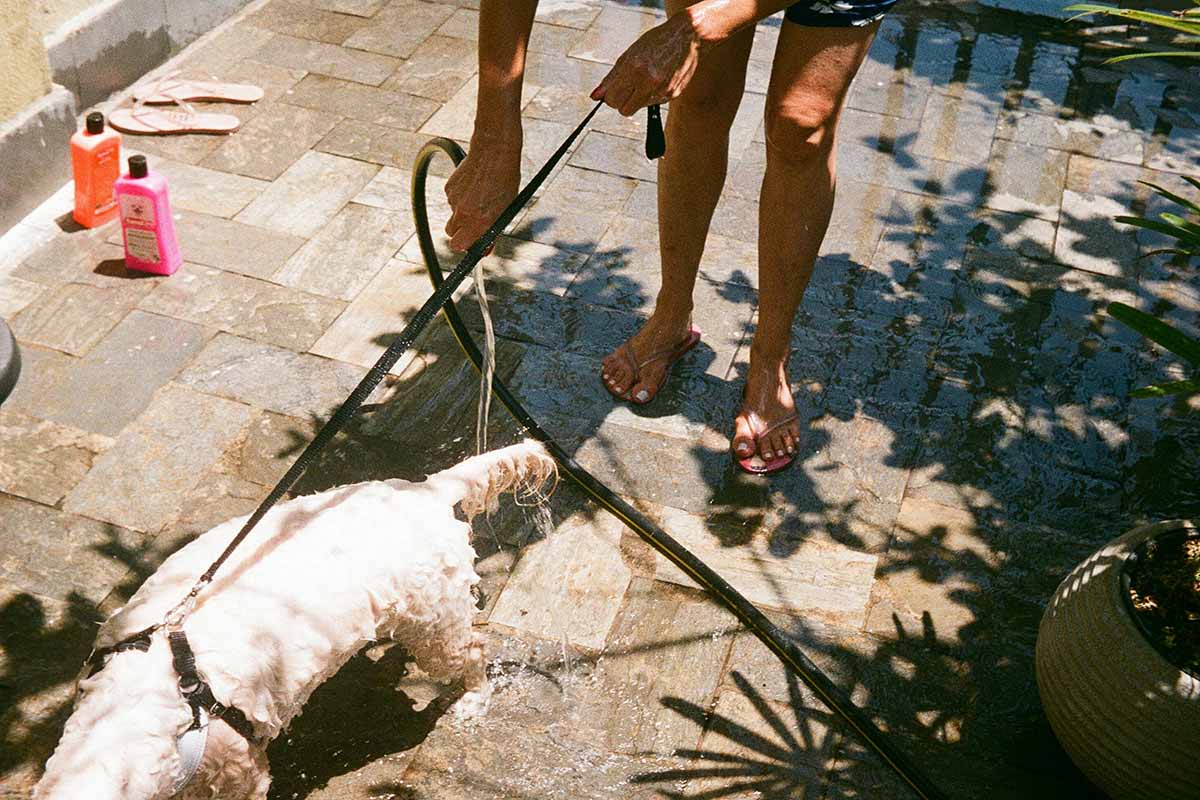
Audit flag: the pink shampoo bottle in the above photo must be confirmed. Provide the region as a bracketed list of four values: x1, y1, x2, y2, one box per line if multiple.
[114, 155, 182, 275]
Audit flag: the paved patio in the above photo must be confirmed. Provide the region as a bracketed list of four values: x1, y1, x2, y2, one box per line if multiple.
[2, 0, 1199, 797]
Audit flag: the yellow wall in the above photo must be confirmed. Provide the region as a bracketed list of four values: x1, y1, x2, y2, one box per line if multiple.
[0, 0, 52, 121]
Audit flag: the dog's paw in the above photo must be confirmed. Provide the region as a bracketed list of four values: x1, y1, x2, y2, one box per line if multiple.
[451, 683, 493, 722]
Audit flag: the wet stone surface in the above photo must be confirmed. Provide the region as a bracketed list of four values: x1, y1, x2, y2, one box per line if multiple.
[4, 1, 1200, 798]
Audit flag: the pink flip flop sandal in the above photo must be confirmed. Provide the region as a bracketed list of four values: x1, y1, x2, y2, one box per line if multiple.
[603, 325, 702, 405]
[734, 412, 798, 476]
[108, 106, 241, 136]
[131, 74, 264, 105]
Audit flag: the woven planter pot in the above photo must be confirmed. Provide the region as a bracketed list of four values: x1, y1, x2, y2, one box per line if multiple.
[1036, 519, 1199, 800]
[0, 318, 20, 406]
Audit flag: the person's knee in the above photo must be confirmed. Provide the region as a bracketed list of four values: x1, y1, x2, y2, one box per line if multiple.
[673, 81, 744, 131]
[764, 96, 840, 168]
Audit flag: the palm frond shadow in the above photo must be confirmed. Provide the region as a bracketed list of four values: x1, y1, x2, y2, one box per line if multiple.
[633, 671, 834, 800]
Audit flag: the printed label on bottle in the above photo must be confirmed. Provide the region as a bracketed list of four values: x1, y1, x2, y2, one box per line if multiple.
[125, 228, 161, 263]
[120, 194, 156, 227]
[95, 149, 118, 214]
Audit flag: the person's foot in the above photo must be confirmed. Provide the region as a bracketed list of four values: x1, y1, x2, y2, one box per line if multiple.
[601, 311, 696, 404]
[731, 353, 800, 468]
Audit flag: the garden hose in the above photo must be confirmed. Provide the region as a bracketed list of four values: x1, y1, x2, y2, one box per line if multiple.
[411, 134, 949, 800]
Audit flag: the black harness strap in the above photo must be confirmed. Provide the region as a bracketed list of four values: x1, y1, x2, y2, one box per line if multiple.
[83, 626, 155, 679]
[168, 630, 257, 742]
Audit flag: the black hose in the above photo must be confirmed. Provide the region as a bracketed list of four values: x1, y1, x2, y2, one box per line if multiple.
[411, 137, 949, 800]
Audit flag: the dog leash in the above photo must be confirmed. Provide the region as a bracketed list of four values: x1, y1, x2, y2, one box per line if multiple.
[87, 99, 946, 800]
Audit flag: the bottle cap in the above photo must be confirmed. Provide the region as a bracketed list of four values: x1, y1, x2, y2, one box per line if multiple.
[86, 112, 104, 135]
[128, 155, 149, 179]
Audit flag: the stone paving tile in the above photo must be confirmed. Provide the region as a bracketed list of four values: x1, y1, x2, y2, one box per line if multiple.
[255, 31, 401, 85]
[352, 164, 413, 209]
[16, 237, 167, 301]
[1055, 154, 1143, 277]
[837, 141, 989, 206]
[316, 118, 458, 176]
[341, 0, 455, 59]
[418, 74, 539, 143]
[524, 83, 646, 141]
[572, 577, 736, 757]
[393, 632, 685, 800]
[201, 102, 341, 181]
[274, 202, 413, 301]
[61, 383, 252, 533]
[568, 130, 659, 182]
[381, 34, 477, 102]
[235, 150, 379, 237]
[13, 310, 208, 437]
[512, 165, 637, 252]
[0, 275, 45, 317]
[848, 68, 931, 121]
[176, 332, 380, 419]
[981, 138, 1069, 221]
[522, 48, 611, 92]
[0, 411, 113, 507]
[567, 4, 661, 65]
[437, 6, 584, 54]
[247, 0, 367, 45]
[168, 209, 307, 280]
[170, 16, 276, 75]
[171, 468, 271, 541]
[536, 0, 603, 29]
[144, 156, 270, 218]
[282, 73, 441, 130]
[0, 494, 144, 606]
[996, 109, 1144, 165]
[309, 258, 447, 373]
[911, 92, 999, 166]
[489, 508, 630, 650]
[221, 409, 307, 489]
[11, 282, 142, 357]
[139, 263, 345, 350]
[314, 0, 386, 15]
[646, 502, 877, 628]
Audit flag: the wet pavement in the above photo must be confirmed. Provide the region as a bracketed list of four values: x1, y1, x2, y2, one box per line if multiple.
[2, 0, 1199, 797]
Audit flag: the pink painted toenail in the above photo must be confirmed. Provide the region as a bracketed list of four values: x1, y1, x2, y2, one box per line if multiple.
[764, 450, 774, 459]
[736, 442, 751, 453]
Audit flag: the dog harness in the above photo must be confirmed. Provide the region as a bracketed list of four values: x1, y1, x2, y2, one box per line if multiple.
[82, 626, 257, 793]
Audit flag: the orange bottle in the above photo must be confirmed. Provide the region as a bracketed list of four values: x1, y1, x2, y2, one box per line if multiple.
[71, 112, 121, 228]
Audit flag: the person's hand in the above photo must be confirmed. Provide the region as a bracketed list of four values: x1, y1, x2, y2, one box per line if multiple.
[590, 12, 703, 117]
[445, 125, 523, 253]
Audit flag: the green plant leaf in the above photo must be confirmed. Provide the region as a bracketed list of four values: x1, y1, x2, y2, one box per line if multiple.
[1140, 180, 1200, 216]
[1140, 247, 1195, 259]
[1131, 379, 1200, 398]
[1108, 302, 1200, 366]
[1116, 215, 1200, 245]
[1105, 51, 1200, 64]
[1159, 212, 1200, 238]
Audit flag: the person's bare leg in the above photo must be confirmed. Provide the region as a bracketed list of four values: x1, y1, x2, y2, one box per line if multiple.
[600, 2, 753, 402]
[731, 22, 878, 464]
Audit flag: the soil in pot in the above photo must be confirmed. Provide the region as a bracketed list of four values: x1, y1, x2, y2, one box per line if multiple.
[1126, 531, 1200, 678]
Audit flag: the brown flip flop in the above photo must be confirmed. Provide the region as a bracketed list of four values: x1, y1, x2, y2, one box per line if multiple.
[602, 325, 702, 405]
[734, 412, 798, 476]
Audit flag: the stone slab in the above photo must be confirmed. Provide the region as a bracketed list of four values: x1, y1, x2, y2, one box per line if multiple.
[255, 32, 401, 84]
[647, 503, 878, 627]
[247, 0, 367, 44]
[61, 383, 252, 533]
[0, 276, 46, 318]
[139, 263, 345, 350]
[341, 0, 455, 59]
[0, 411, 113, 506]
[381, 34, 477, 102]
[982, 138, 1069, 221]
[149, 157, 270, 218]
[176, 332, 381, 419]
[274, 202, 413, 301]
[911, 92, 999, 166]
[489, 509, 631, 650]
[316, 118, 457, 175]
[512, 165, 637, 252]
[234, 150, 380, 237]
[15, 310, 208, 438]
[0, 494, 144, 606]
[201, 102, 341, 181]
[282, 73, 440, 130]
[169, 210, 307, 280]
[12, 282, 141, 357]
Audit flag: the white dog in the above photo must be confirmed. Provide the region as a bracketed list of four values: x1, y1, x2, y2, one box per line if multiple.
[34, 440, 556, 800]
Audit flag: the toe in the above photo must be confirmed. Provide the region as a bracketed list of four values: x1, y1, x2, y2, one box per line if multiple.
[731, 413, 756, 459]
[627, 377, 653, 404]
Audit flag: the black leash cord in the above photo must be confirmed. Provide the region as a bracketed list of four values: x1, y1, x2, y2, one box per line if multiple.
[411, 137, 948, 800]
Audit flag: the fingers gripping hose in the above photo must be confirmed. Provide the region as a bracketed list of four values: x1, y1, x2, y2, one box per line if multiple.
[411, 138, 949, 800]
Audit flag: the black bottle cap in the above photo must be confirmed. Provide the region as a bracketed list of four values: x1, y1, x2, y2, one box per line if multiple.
[128, 155, 149, 179]
[86, 112, 104, 135]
